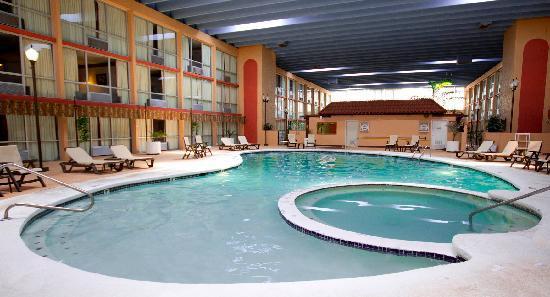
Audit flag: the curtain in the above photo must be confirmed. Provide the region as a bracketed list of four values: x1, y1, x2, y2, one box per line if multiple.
[89, 117, 99, 146]
[165, 120, 178, 150]
[163, 71, 177, 108]
[116, 60, 129, 103]
[202, 121, 212, 145]
[136, 119, 152, 152]
[60, 0, 83, 44]
[99, 117, 111, 146]
[63, 48, 78, 99]
[23, 39, 55, 97]
[216, 85, 222, 111]
[136, 65, 150, 105]
[111, 118, 130, 148]
[192, 78, 201, 100]
[82, 0, 97, 38]
[106, 5, 127, 55]
[202, 44, 211, 76]
[19, 0, 51, 35]
[6, 115, 26, 152]
[183, 76, 191, 108]
[201, 80, 212, 111]
[134, 17, 148, 61]
[15, 115, 58, 161]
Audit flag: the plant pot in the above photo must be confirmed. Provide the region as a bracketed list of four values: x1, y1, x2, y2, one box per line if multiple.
[146, 141, 162, 155]
[446, 141, 460, 152]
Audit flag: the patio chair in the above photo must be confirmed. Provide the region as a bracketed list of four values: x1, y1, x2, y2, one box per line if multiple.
[110, 145, 154, 168]
[400, 135, 420, 152]
[476, 141, 518, 161]
[535, 153, 550, 174]
[455, 140, 494, 159]
[384, 135, 399, 151]
[305, 134, 316, 148]
[183, 137, 204, 159]
[220, 138, 246, 151]
[238, 136, 260, 149]
[195, 135, 212, 156]
[287, 133, 298, 148]
[0, 145, 46, 190]
[510, 141, 542, 170]
[60, 147, 124, 174]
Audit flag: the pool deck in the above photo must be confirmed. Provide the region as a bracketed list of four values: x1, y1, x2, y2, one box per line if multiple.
[0, 147, 549, 297]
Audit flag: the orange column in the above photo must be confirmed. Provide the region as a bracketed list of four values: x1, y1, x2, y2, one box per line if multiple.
[127, 9, 139, 153]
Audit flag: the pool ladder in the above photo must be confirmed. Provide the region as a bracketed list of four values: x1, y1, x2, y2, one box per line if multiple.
[468, 185, 550, 229]
[1, 163, 94, 220]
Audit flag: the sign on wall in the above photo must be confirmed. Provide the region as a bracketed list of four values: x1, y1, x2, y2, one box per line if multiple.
[359, 122, 369, 133]
[317, 122, 337, 134]
[419, 121, 430, 132]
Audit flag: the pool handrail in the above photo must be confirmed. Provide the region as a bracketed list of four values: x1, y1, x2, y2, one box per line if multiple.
[468, 185, 550, 228]
[1, 163, 94, 220]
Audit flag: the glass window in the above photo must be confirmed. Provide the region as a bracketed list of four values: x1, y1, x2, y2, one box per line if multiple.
[184, 76, 212, 111]
[135, 16, 176, 68]
[0, 33, 55, 97]
[216, 50, 237, 83]
[135, 65, 176, 107]
[494, 71, 501, 115]
[480, 80, 486, 120]
[61, 0, 127, 56]
[215, 84, 237, 113]
[183, 36, 211, 77]
[0, 0, 51, 35]
[64, 47, 129, 104]
[0, 114, 58, 160]
[217, 121, 237, 145]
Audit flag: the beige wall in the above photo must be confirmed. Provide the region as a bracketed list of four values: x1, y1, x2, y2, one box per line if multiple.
[483, 132, 550, 153]
[309, 114, 456, 147]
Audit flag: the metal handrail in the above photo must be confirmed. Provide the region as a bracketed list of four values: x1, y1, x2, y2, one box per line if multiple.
[468, 185, 550, 228]
[2, 163, 94, 220]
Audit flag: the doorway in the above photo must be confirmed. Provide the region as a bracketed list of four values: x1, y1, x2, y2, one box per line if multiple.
[431, 120, 448, 149]
[345, 120, 359, 148]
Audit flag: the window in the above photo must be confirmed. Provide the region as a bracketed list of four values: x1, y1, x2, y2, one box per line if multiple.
[185, 120, 212, 146]
[473, 84, 480, 121]
[288, 79, 295, 99]
[183, 36, 211, 77]
[67, 117, 130, 152]
[0, 0, 51, 35]
[0, 114, 58, 160]
[313, 90, 319, 114]
[184, 76, 212, 111]
[0, 33, 55, 97]
[216, 84, 237, 113]
[494, 71, 501, 115]
[64, 47, 129, 103]
[61, 0, 127, 56]
[306, 88, 313, 114]
[216, 50, 236, 83]
[135, 16, 176, 68]
[276, 75, 286, 97]
[479, 80, 486, 120]
[487, 75, 495, 117]
[136, 65, 177, 107]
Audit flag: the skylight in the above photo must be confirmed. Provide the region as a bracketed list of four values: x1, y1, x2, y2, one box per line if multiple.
[339, 69, 447, 77]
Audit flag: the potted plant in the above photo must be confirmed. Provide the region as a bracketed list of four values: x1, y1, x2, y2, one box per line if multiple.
[152, 130, 168, 151]
[487, 115, 506, 132]
[146, 130, 164, 155]
[445, 116, 464, 152]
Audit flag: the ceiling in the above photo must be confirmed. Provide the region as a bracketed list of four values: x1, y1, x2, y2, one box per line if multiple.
[140, 0, 550, 90]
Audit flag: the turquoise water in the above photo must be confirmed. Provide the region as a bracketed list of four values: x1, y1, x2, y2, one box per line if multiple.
[22, 152, 517, 283]
[297, 185, 538, 243]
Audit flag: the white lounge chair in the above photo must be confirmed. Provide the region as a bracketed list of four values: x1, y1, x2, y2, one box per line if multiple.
[287, 133, 298, 148]
[182, 137, 203, 159]
[220, 138, 246, 150]
[385, 135, 399, 151]
[510, 141, 542, 169]
[455, 140, 494, 159]
[110, 145, 154, 168]
[0, 145, 45, 191]
[238, 136, 260, 149]
[476, 141, 518, 161]
[195, 135, 212, 156]
[304, 134, 316, 147]
[400, 135, 420, 152]
[60, 147, 124, 174]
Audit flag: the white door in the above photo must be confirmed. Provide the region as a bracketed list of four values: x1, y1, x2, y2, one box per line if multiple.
[431, 120, 448, 149]
[345, 120, 359, 148]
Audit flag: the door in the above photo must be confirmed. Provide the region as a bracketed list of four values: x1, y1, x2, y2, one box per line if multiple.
[431, 120, 448, 149]
[345, 120, 359, 148]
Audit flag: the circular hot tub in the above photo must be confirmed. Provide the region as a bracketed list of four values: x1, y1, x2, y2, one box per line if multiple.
[291, 184, 539, 243]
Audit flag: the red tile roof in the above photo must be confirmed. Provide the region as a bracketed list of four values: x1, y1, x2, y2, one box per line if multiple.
[319, 99, 446, 116]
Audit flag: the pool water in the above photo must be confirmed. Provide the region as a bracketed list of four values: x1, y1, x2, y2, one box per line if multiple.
[297, 185, 538, 243]
[22, 152, 518, 283]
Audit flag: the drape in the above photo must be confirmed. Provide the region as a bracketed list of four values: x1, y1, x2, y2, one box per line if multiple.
[134, 17, 148, 61]
[165, 119, 178, 149]
[111, 118, 130, 148]
[116, 60, 129, 103]
[99, 117, 111, 146]
[20, 0, 51, 35]
[60, 0, 83, 44]
[7, 115, 58, 161]
[136, 65, 150, 105]
[202, 44, 211, 76]
[106, 4, 127, 55]
[63, 48, 78, 99]
[23, 39, 55, 97]
[136, 119, 152, 152]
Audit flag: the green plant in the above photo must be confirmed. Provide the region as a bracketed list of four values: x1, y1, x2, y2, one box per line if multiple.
[467, 130, 483, 147]
[191, 122, 199, 135]
[486, 115, 506, 132]
[289, 120, 305, 131]
[447, 116, 464, 141]
[225, 129, 236, 138]
[151, 130, 166, 142]
[263, 123, 272, 130]
[429, 79, 453, 97]
[76, 117, 90, 144]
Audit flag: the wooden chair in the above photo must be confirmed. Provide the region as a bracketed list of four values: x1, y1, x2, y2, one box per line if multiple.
[60, 147, 124, 174]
